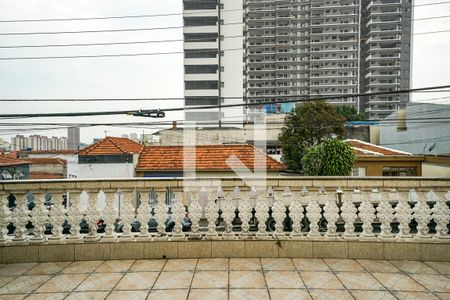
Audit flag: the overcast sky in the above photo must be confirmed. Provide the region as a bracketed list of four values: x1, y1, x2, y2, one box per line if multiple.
[0, 0, 449, 144]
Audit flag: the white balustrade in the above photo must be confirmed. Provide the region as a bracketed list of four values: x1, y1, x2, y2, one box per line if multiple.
[0, 184, 449, 245]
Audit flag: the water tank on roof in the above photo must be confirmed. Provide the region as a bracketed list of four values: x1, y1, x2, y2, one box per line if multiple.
[281, 102, 295, 113]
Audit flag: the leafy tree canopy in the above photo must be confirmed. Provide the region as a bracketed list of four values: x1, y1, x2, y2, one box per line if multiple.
[302, 139, 356, 176]
[279, 100, 345, 171]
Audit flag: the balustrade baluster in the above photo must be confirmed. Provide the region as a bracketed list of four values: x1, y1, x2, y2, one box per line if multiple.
[272, 191, 287, 239]
[171, 193, 187, 240]
[394, 191, 413, 239]
[136, 190, 152, 241]
[188, 192, 203, 239]
[323, 190, 339, 239]
[412, 190, 432, 239]
[221, 195, 236, 239]
[342, 191, 358, 240]
[377, 190, 395, 240]
[0, 193, 11, 245]
[358, 189, 376, 240]
[205, 193, 219, 239]
[66, 192, 83, 243]
[154, 192, 168, 240]
[306, 190, 322, 238]
[48, 192, 67, 244]
[239, 191, 253, 239]
[100, 191, 118, 242]
[288, 188, 304, 239]
[84, 191, 100, 242]
[255, 190, 270, 238]
[11, 193, 30, 245]
[29, 193, 48, 244]
[432, 191, 450, 239]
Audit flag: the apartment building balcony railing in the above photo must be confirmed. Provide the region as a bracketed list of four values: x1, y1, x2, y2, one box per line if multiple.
[367, 0, 402, 9]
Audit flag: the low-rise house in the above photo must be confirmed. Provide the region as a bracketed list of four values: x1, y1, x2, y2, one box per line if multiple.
[67, 137, 143, 179]
[27, 158, 67, 179]
[135, 144, 286, 178]
[346, 139, 424, 176]
[0, 155, 30, 180]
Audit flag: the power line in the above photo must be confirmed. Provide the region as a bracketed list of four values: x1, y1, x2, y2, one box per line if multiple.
[0, 85, 449, 119]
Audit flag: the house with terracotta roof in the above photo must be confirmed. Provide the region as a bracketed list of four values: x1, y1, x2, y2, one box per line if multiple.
[135, 144, 286, 178]
[27, 158, 67, 180]
[345, 139, 424, 176]
[0, 155, 30, 180]
[67, 137, 143, 179]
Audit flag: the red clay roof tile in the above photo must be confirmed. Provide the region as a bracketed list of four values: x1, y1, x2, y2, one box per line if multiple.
[0, 155, 30, 167]
[136, 144, 285, 171]
[77, 137, 143, 156]
[26, 158, 67, 165]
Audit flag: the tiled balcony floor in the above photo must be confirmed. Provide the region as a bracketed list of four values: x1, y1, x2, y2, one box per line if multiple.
[0, 258, 450, 300]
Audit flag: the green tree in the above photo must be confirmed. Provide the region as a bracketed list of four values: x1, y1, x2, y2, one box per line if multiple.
[302, 139, 356, 176]
[279, 100, 345, 171]
[336, 106, 367, 122]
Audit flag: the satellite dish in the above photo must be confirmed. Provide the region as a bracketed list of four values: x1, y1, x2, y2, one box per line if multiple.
[428, 143, 437, 152]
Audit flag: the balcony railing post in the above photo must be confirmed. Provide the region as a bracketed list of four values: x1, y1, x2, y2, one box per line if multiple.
[413, 190, 432, 239]
[323, 190, 339, 239]
[432, 191, 450, 240]
[205, 195, 219, 239]
[342, 191, 358, 240]
[288, 190, 304, 239]
[188, 192, 202, 239]
[394, 191, 413, 239]
[272, 192, 286, 239]
[118, 189, 137, 242]
[29, 192, 48, 245]
[239, 192, 253, 239]
[255, 189, 270, 238]
[171, 193, 187, 241]
[66, 191, 83, 243]
[48, 191, 67, 244]
[11, 192, 30, 245]
[136, 190, 152, 241]
[154, 192, 168, 240]
[377, 190, 396, 240]
[0, 192, 11, 245]
[358, 189, 376, 240]
[306, 190, 322, 238]
[222, 195, 236, 239]
[84, 191, 100, 243]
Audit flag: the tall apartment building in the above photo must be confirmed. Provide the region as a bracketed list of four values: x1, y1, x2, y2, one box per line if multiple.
[183, 0, 244, 124]
[67, 127, 80, 150]
[183, 0, 412, 121]
[360, 0, 413, 119]
[11, 135, 68, 151]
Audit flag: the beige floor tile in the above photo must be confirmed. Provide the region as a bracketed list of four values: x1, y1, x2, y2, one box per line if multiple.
[147, 289, 189, 300]
[191, 271, 228, 289]
[293, 259, 330, 272]
[309, 289, 354, 300]
[300, 271, 345, 290]
[106, 290, 149, 300]
[75, 273, 124, 292]
[61, 261, 103, 274]
[0, 275, 51, 294]
[0, 277, 16, 289]
[95, 260, 134, 273]
[65, 291, 110, 300]
[229, 258, 261, 271]
[357, 260, 400, 273]
[391, 261, 439, 275]
[25, 262, 71, 275]
[269, 289, 312, 300]
[372, 273, 426, 292]
[265, 271, 304, 289]
[129, 260, 166, 272]
[410, 274, 450, 293]
[0, 264, 37, 277]
[261, 258, 296, 271]
[24, 293, 68, 300]
[35, 274, 88, 293]
[229, 289, 269, 300]
[350, 290, 396, 300]
[229, 271, 266, 289]
[325, 259, 365, 272]
[196, 259, 228, 271]
[393, 291, 440, 300]
[114, 272, 159, 290]
[152, 271, 194, 289]
[425, 262, 450, 275]
[0, 295, 27, 300]
[436, 292, 450, 300]
[163, 259, 197, 271]
[188, 289, 227, 300]
[336, 272, 385, 290]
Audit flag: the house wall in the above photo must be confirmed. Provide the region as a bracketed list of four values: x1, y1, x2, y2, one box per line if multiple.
[29, 164, 66, 176]
[67, 156, 135, 179]
[422, 163, 450, 177]
[354, 160, 423, 176]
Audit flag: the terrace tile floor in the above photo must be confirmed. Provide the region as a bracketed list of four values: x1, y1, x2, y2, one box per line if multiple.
[0, 258, 449, 299]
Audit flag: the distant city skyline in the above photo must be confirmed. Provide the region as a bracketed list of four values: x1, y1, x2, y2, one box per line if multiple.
[0, 0, 449, 143]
